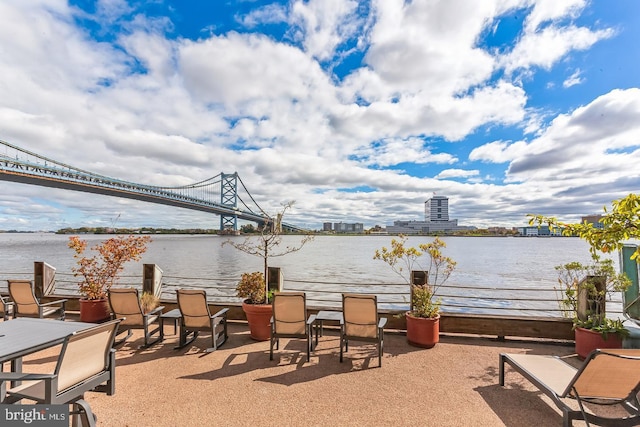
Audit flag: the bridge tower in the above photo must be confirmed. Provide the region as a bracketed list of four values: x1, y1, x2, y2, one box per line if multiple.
[220, 172, 238, 231]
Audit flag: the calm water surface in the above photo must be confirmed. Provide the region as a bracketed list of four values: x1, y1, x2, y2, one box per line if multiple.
[0, 233, 618, 316]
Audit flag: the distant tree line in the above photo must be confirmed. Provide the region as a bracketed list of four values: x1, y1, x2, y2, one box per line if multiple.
[55, 227, 219, 235]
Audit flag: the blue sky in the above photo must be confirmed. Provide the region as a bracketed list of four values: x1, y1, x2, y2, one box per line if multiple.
[1, 0, 639, 231]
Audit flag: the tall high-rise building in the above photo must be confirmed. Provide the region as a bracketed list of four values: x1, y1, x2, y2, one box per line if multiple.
[386, 195, 470, 234]
[425, 196, 449, 222]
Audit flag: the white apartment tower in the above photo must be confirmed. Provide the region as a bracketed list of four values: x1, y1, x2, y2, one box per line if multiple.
[425, 196, 449, 222]
[386, 195, 467, 234]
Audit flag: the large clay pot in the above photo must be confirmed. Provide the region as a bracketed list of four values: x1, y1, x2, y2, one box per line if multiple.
[79, 298, 111, 323]
[406, 312, 440, 348]
[242, 301, 273, 341]
[575, 326, 623, 359]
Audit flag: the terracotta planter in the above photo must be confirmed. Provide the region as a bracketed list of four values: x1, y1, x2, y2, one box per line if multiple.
[406, 312, 440, 348]
[575, 326, 623, 359]
[242, 301, 272, 341]
[79, 298, 111, 323]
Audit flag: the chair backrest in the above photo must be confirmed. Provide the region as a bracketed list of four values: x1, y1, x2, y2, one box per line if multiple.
[273, 292, 307, 335]
[8, 280, 39, 316]
[108, 288, 144, 326]
[176, 289, 212, 329]
[568, 349, 640, 400]
[55, 319, 121, 393]
[342, 293, 379, 339]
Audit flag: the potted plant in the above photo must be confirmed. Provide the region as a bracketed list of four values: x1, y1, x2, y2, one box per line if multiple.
[374, 235, 456, 348]
[223, 201, 313, 341]
[235, 271, 272, 340]
[68, 234, 151, 322]
[530, 193, 640, 357]
[139, 291, 160, 314]
[555, 256, 630, 358]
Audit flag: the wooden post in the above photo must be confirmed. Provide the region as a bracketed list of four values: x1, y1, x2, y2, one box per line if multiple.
[34, 261, 56, 299]
[268, 267, 283, 292]
[409, 270, 428, 312]
[577, 275, 606, 322]
[143, 264, 163, 298]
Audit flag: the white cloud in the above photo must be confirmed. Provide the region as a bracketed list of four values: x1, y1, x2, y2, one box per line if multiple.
[469, 140, 531, 163]
[0, 0, 633, 231]
[290, 0, 361, 61]
[353, 137, 457, 167]
[563, 69, 584, 88]
[501, 25, 614, 74]
[504, 89, 640, 190]
[237, 3, 288, 28]
[524, 0, 587, 32]
[435, 169, 480, 179]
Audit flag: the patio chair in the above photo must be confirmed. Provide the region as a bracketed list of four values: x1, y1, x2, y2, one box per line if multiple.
[108, 288, 164, 348]
[270, 292, 316, 362]
[175, 289, 228, 352]
[8, 279, 67, 320]
[499, 349, 640, 427]
[340, 293, 387, 367]
[1, 294, 13, 320]
[0, 318, 122, 427]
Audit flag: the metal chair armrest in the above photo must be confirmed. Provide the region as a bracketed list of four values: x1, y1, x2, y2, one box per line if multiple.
[378, 317, 388, 328]
[211, 308, 229, 319]
[40, 299, 68, 307]
[0, 372, 55, 382]
[307, 314, 317, 325]
[144, 305, 165, 317]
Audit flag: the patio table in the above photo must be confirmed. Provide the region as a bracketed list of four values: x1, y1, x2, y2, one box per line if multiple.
[0, 318, 96, 402]
[313, 310, 343, 345]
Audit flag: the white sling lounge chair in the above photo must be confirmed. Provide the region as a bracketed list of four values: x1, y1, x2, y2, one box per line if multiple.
[499, 349, 640, 427]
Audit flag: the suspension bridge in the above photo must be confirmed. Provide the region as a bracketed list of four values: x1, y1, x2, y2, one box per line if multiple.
[0, 139, 305, 232]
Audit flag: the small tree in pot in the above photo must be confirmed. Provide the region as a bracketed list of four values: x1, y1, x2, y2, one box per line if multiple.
[68, 234, 151, 322]
[531, 193, 640, 357]
[223, 201, 313, 340]
[374, 235, 456, 348]
[555, 256, 630, 358]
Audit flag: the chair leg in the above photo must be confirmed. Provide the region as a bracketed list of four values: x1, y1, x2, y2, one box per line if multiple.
[113, 329, 133, 347]
[270, 333, 275, 361]
[174, 323, 198, 350]
[498, 354, 506, 386]
[205, 318, 228, 353]
[142, 322, 163, 348]
[71, 399, 97, 427]
[378, 332, 383, 367]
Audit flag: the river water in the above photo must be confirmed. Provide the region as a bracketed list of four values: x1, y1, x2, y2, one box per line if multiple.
[0, 233, 623, 317]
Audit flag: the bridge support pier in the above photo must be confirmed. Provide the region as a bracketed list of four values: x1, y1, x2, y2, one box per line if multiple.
[220, 172, 238, 232]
